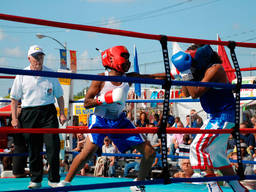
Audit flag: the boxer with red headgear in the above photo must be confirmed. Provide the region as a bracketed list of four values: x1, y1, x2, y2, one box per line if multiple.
[101, 45, 131, 73]
[171, 44, 248, 192]
[58, 45, 166, 192]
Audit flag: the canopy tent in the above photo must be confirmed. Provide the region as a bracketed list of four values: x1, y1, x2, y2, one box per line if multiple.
[0, 104, 11, 117]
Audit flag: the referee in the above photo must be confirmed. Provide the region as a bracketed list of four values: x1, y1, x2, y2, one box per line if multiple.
[10, 45, 67, 189]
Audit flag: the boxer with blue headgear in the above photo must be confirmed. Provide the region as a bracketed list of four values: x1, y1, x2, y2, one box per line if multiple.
[171, 44, 248, 192]
[171, 44, 222, 81]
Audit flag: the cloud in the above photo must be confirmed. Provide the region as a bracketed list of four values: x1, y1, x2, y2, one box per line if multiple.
[4, 47, 23, 57]
[102, 17, 121, 29]
[0, 29, 4, 40]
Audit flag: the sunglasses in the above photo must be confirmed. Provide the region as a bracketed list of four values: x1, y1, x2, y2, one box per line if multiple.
[32, 54, 44, 61]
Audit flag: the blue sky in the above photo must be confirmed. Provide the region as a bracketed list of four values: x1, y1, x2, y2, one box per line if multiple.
[0, 0, 256, 97]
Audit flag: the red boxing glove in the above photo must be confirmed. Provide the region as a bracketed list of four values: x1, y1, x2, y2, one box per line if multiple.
[96, 87, 125, 105]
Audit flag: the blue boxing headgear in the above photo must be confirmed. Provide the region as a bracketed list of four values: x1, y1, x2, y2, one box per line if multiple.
[186, 45, 215, 81]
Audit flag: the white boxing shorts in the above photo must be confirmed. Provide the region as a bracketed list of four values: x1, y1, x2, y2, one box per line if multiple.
[190, 110, 235, 170]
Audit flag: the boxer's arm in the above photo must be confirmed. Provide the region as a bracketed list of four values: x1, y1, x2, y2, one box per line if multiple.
[184, 64, 226, 98]
[84, 76, 104, 109]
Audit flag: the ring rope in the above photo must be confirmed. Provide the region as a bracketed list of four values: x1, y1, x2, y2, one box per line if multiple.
[1, 126, 256, 134]
[2, 67, 256, 90]
[0, 13, 256, 48]
[1, 97, 256, 104]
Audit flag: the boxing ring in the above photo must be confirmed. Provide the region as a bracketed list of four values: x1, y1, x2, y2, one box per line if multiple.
[1, 13, 256, 191]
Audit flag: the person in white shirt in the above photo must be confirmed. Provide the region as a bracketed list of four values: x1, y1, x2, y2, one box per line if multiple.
[10, 45, 66, 189]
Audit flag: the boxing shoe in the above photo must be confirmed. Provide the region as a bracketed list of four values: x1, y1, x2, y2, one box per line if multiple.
[130, 179, 146, 192]
[130, 185, 145, 192]
[57, 180, 71, 187]
[227, 180, 249, 192]
[28, 182, 41, 189]
[48, 181, 59, 188]
[207, 182, 223, 192]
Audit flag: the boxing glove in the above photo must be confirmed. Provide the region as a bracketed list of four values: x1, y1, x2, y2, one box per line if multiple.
[171, 51, 193, 81]
[96, 87, 125, 105]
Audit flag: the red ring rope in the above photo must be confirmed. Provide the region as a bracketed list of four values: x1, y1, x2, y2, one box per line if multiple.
[0, 13, 256, 48]
[1, 127, 256, 134]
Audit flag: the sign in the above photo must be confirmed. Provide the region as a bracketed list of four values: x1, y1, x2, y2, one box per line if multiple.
[73, 104, 94, 115]
[58, 78, 71, 85]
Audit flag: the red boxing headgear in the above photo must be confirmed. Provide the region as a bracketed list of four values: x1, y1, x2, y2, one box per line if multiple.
[101, 46, 130, 73]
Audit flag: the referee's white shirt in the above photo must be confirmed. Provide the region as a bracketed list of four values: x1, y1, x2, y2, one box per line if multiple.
[10, 65, 63, 108]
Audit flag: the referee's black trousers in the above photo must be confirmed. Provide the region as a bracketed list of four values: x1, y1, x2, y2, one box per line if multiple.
[19, 104, 60, 183]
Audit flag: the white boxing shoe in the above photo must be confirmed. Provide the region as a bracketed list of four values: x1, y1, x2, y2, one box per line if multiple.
[130, 179, 145, 192]
[130, 185, 145, 192]
[57, 180, 71, 187]
[28, 182, 41, 189]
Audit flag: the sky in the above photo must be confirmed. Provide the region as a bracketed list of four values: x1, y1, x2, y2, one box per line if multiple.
[0, 0, 256, 98]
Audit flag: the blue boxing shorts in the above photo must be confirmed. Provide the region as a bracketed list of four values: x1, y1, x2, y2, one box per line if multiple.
[87, 112, 145, 153]
[190, 110, 235, 170]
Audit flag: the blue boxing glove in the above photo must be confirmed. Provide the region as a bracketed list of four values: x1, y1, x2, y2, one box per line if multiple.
[171, 51, 193, 81]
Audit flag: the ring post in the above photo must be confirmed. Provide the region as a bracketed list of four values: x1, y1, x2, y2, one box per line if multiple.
[228, 41, 245, 179]
[159, 35, 172, 184]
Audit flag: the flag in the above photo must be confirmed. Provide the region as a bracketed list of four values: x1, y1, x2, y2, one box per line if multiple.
[217, 35, 236, 83]
[70, 50, 77, 72]
[60, 49, 67, 69]
[170, 42, 183, 79]
[134, 45, 141, 97]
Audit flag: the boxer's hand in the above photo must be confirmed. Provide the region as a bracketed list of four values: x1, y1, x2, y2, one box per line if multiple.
[96, 87, 125, 105]
[171, 51, 193, 81]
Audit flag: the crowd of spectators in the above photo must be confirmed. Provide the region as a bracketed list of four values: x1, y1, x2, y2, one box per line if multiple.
[1, 108, 256, 190]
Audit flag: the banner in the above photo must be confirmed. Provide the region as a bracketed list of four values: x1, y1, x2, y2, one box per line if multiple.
[134, 45, 141, 97]
[217, 35, 236, 83]
[70, 50, 77, 72]
[59, 49, 67, 69]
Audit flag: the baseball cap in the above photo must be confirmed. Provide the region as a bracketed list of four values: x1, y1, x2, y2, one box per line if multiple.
[28, 45, 45, 57]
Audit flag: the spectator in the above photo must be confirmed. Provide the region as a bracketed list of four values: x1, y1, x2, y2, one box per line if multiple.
[152, 114, 160, 127]
[176, 134, 192, 157]
[126, 110, 134, 123]
[227, 134, 236, 155]
[123, 149, 141, 178]
[10, 45, 66, 189]
[173, 116, 181, 128]
[169, 122, 184, 160]
[240, 122, 255, 155]
[251, 115, 256, 128]
[173, 158, 201, 181]
[72, 133, 86, 152]
[136, 111, 149, 127]
[185, 115, 191, 128]
[146, 123, 161, 152]
[230, 146, 253, 176]
[102, 137, 118, 177]
[190, 109, 203, 128]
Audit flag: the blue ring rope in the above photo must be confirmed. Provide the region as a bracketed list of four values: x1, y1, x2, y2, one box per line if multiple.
[1, 67, 256, 89]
